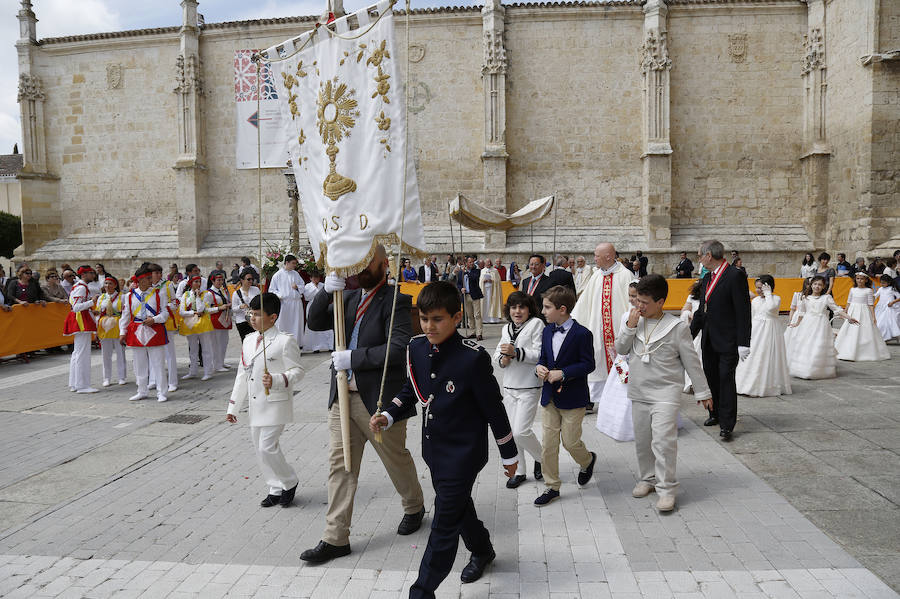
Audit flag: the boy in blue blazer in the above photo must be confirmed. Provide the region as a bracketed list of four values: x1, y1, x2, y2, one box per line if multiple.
[534, 285, 597, 506]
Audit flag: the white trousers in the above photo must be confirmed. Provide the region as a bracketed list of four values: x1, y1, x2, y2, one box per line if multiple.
[99, 338, 126, 383]
[132, 345, 167, 400]
[68, 332, 93, 390]
[251, 425, 299, 495]
[187, 333, 214, 377]
[631, 401, 680, 497]
[149, 337, 179, 388]
[503, 387, 543, 475]
[211, 329, 230, 370]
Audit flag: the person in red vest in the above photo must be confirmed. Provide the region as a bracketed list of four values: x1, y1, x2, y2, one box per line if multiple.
[64, 265, 99, 393]
[119, 265, 170, 402]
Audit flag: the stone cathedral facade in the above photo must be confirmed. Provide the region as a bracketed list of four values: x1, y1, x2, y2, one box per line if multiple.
[13, 0, 900, 276]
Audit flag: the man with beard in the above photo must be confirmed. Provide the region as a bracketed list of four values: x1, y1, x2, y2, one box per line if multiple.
[301, 244, 425, 564]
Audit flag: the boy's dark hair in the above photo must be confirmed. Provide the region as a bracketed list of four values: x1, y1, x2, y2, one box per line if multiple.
[757, 274, 775, 291]
[636, 274, 668, 302]
[542, 285, 576, 313]
[529, 254, 545, 265]
[808, 275, 827, 295]
[417, 281, 461, 315]
[249, 292, 281, 316]
[285, 254, 298, 264]
[503, 291, 538, 321]
[185, 263, 197, 273]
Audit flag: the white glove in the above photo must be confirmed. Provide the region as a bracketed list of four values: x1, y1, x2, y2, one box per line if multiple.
[760, 283, 772, 297]
[331, 350, 352, 372]
[738, 346, 751, 361]
[325, 273, 346, 293]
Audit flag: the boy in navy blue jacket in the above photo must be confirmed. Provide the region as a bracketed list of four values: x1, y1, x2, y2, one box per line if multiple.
[371, 281, 518, 599]
[534, 285, 597, 506]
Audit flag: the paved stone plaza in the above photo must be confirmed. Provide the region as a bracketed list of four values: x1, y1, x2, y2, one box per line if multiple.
[0, 325, 898, 598]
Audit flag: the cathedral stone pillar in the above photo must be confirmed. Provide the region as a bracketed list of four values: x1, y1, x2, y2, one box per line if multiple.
[800, 0, 829, 248]
[16, 0, 61, 257]
[174, 0, 207, 255]
[639, 0, 672, 250]
[481, 0, 508, 251]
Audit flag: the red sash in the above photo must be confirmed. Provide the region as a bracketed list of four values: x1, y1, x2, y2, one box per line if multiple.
[705, 262, 729, 302]
[125, 290, 167, 347]
[207, 288, 232, 330]
[63, 282, 97, 335]
[600, 273, 615, 373]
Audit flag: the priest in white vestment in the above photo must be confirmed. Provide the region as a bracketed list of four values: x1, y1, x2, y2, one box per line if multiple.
[268, 255, 305, 348]
[574, 256, 595, 297]
[571, 243, 636, 402]
[480, 260, 503, 323]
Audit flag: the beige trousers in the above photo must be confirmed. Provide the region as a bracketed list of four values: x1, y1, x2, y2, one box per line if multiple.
[631, 400, 679, 497]
[463, 294, 483, 337]
[541, 403, 592, 491]
[323, 392, 424, 546]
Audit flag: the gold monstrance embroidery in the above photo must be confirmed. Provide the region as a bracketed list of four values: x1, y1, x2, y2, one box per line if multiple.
[317, 77, 360, 201]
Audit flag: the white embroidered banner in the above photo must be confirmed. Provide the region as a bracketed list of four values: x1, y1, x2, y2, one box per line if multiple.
[268, 1, 426, 275]
[234, 50, 289, 169]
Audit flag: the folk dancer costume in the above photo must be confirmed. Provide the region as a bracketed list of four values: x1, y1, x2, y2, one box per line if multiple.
[788, 294, 849, 379]
[874, 285, 900, 342]
[179, 281, 215, 380]
[571, 261, 634, 400]
[735, 290, 792, 396]
[232, 284, 261, 341]
[149, 278, 179, 392]
[302, 281, 332, 352]
[94, 290, 127, 386]
[228, 326, 303, 503]
[64, 269, 98, 393]
[479, 266, 503, 324]
[119, 280, 169, 402]
[834, 286, 890, 362]
[615, 313, 711, 501]
[205, 284, 233, 371]
[492, 316, 544, 481]
[268, 266, 305, 349]
[381, 333, 518, 599]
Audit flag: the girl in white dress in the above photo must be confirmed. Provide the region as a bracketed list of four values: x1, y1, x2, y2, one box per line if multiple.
[303, 272, 333, 352]
[595, 282, 640, 441]
[784, 278, 810, 354]
[735, 275, 792, 396]
[680, 281, 703, 393]
[834, 273, 890, 361]
[493, 291, 544, 487]
[874, 275, 900, 342]
[788, 275, 858, 379]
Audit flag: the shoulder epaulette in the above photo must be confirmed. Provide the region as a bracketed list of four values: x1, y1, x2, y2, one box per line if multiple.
[461, 338, 483, 351]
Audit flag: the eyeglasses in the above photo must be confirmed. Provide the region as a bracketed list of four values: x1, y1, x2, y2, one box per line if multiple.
[22, 270, 32, 275]
[48, 275, 59, 279]
[64, 274, 74, 278]
[243, 277, 254, 281]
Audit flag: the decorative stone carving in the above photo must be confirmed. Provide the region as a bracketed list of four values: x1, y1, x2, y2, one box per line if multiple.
[728, 33, 747, 64]
[17, 73, 44, 102]
[408, 43, 425, 63]
[106, 64, 123, 89]
[483, 30, 507, 74]
[407, 77, 432, 114]
[639, 29, 671, 74]
[801, 28, 824, 75]
[174, 54, 203, 94]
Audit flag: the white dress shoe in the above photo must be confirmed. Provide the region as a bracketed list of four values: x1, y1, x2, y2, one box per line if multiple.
[69, 386, 77, 392]
[102, 380, 110, 387]
[167, 385, 178, 393]
[216, 367, 229, 372]
[76, 388, 99, 394]
[118, 379, 127, 385]
[181, 373, 195, 380]
[157, 395, 168, 403]
[148, 383, 156, 390]
[201, 375, 212, 381]
[129, 393, 147, 401]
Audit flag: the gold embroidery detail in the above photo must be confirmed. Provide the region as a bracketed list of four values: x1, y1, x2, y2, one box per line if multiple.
[317, 77, 360, 201]
[372, 66, 390, 103]
[298, 130, 306, 145]
[375, 111, 391, 131]
[366, 40, 390, 67]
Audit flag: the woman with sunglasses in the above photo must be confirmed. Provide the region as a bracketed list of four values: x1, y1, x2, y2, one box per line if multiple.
[4, 265, 48, 306]
[231, 268, 260, 341]
[41, 269, 70, 303]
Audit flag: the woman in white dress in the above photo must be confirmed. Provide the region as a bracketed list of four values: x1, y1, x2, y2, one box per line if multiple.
[800, 252, 817, 279]
[834, 273, 890, 361]
[303, 272, 333, 352]
[874, 275, 900, 342]
[788, 275, 858, 379]
[680, 281, 704, 393]
[735, 275, 792, 396]
[480, 260, 503, 324]
[783, 278, 810, 354]
[595, 282, 639, 441]
[493, 291, 544, 487]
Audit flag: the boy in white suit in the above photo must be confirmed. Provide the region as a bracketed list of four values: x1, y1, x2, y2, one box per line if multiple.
[227, 292, 304, 508]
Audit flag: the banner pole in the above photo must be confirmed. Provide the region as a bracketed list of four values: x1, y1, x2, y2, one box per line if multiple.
[332, 289, 353, 472]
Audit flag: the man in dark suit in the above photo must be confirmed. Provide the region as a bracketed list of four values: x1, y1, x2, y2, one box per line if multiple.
[549, 264, 576, 293]
[690, 240, 751, 442]
[675, 252, 694, 278]
[301, 245, 425, 564]
[455, 255, 484, 340]
[418, 256, 439, 284]
[520, 254, 556, 299]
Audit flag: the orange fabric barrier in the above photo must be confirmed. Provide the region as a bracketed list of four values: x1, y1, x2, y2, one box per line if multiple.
[0, 303, 73, 356]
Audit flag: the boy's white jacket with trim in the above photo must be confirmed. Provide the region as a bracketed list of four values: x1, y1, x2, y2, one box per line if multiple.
[228, 327, 305, 427]
[492, 317, 544, 389]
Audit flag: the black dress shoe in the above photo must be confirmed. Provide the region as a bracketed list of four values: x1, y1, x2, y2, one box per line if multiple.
[704, 417, 719, 426]
[577, 452, 597, 486]
[506, 474, 527, 489]
[299, 540, 351, 564]
[719, 430, 733, 442]
[279, 485, 298, 507]
[534, 489, 560, 506]
[397, 507, 425, 535]
[533, 461, 543, 481]
[260, 494, 280, 508]
[460, 549, 495, 583]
